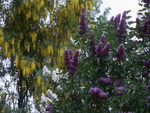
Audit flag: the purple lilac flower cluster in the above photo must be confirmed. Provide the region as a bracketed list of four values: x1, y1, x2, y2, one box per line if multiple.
[79, 8, 88, 37]
[116, 44, 126, 62]
[114, 14, 121, 26]
[64, 50, 79, 76]
[110, 14, 121, 27]
[99, 34, 105, 43]
[89, 30, 96, 57]
[45, 106, 53, 113]
[117, 17, 127, 42]
[88, 87, 108, 99]
[110, 12, 127, 43]
[99, 77, 112, 84]
[95, 35, 111, 57]
[113, 86, 126, 96]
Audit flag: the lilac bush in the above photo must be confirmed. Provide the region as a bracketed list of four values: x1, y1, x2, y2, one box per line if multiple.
[54, 1, 150, 113]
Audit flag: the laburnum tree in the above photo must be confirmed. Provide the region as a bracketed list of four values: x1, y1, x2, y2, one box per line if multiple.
[0, 0, 99, 112]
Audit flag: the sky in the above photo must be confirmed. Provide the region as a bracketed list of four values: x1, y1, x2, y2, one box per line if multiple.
[100, 0, 141, 21]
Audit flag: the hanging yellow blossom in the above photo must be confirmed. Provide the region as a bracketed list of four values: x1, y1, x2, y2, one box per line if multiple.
[0, 30, 4, 45]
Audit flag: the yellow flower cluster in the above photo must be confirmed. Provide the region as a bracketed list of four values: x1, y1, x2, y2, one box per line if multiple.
[0, 30, 4, 45]
[41, 45, 54, 57]
[33, 75, 47, 102]
[17, 0, 46, 21]
[17, 59, 36, 77]
[0, 0, 96, 103]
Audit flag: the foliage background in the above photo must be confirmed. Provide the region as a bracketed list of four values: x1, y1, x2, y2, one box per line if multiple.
[0, 0, 150, 113]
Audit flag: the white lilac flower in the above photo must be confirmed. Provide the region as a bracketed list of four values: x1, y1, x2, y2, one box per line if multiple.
[47, 89, 58, 100]
[41, 93, 52, 103]
[57, 85, 62, 90]
[42, 65, 51, 76]
[51, 69, 63, 83]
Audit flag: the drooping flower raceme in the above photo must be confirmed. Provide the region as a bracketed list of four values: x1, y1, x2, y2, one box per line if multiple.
[64, 50, 79, 76]
[79, 8, 87, 37]
[116, 44, 126, 62]
[114, 86, 126, 96]
[88, 87, 108, 99]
